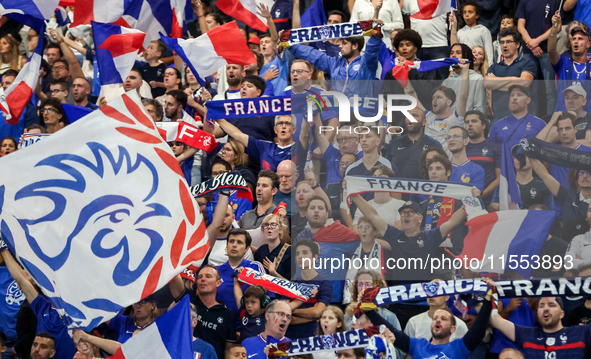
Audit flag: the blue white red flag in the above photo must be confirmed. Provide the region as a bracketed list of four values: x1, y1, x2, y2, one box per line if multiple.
[216, 0, 275, 32]
[499, 141, 522, 210]
[300, 0, 326, 27]
[92, 21, 145, 85]
[109, 296, 193, 359]
[54, 6, 71, 26]
[390, 58, 459, 87]
[71, 0, 127, 27]
[0, 92, 209, 330]
[0, 27, 45, 124]
[460, 210, 555, 277]
[62, 104, 94, 123]
[161, 21, 255, 86]
[405, 0, 457, 20]
[0, 0, 59, 20]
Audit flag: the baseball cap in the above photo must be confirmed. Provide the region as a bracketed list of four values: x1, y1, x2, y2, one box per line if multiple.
[562, 84, 587, 97]
[571, 26, 591, 39]
[508, 84, 530, 97]
[248, 37, 260, 45]
[398, 201, 422, 214]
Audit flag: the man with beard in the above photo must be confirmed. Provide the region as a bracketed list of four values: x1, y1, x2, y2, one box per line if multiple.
[71, 78, 98, 110]
[274, 160, 296, 218]
[549, 13, 591, 113]
[242, 300, 291, 359]
[213, 64, 244, 101]
[294, 197, 360, 304]
[491, 296, 591, 359]
[385, 107, 442, 179]
[447, 126, 485, 192]
[164, 90, 198, 125]
[291, 178, 333, 239]
[30, 333, 56, 359]
[488, 85, 546, 149]
[465, 111, 501, 205]
[239, 171, 279, 230]
[544, 85, 591, 146]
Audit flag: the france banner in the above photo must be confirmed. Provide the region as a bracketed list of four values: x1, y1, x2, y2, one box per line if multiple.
[205, 96, 292, 119]
[0, 92, 209, 330]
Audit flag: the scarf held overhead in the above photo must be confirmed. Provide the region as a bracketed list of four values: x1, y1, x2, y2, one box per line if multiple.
[361, 277, 591, 308]
[278, 20, 381, 48]
[269, 326, 384, 358]
[516, 137, 591, 172]
[205, 96, 292, 120]
[344, 175, 486, 218]
[236, 267, 318, 302]
[190, 171, 253, 201]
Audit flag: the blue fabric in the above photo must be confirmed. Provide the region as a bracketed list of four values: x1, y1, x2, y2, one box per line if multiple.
[261, 53, 291, 96]
[290, 36, 382, 97]
[515, 0, 561, 53]
[30, 296, 76, 359]
[408, 337, 471, 359]
[245, 137, 293, 172]
[206, 192, 252, 224]
[300, 0, 326, 27]
[216, 259, 265, 314]
[488, 113, 546, 149]
[490, 299, 535, 353]
[107, 311, 135, 343]
[285, 275, 332, 339]
[550, 144, 591, 187]
[270, 0, 293, 33]
[552, 55, 591, 113]
[449, 160, 485, 191]
[243, 334, 290, 359]
[465, 140, 502, 194]
[514, 324, 591, 359]
[192, 337, 217, 359]
[0, 266, 24, 341]
[321, 144, 343, 185]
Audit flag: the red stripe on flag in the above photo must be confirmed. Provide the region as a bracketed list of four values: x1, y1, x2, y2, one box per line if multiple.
[208, 22, 257, 65]
[122, 94, 155, 130]
[458, 212, 498, 261]
[170, 221, 186, 268]
[109, 347, 126, 359]
[468, 156, 494, 162]
[216, 0, 268, 32]
[98, 32, 145, 58]
[411, 0, 438, 19]
[141, 256, 163, 299]
[171, 8, 183, 38]
[5, 82, 33, 125]
[72, 0, 95, 27]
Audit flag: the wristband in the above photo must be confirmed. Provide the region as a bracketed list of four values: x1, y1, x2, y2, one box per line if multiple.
[220, 191, 231, 196]
[311, 184, 320, 189]
[173, 288, 187, 303]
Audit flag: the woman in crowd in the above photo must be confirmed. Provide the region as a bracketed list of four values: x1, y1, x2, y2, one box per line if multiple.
[220, 139, 256, 191]
[183, 66, 215, 121]
[350, 0, 403, 49]
[314, 306, 347, 359]
[0, 137, 17, 156]
[472, 45, 492, 115]
[443, 43, 485, 113]
[0, 35, 26, 74]
[39, 98, 69, 134]
[254, 214, 291, 279]
[170, 141, 197, 185]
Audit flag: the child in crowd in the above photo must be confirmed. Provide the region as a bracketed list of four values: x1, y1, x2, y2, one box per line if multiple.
[450, 1, 493, 65]
[170, 141, 196, 185]
[315, 306, 347, 359]
[135, 40, 168, 98]
[233, 283, 269, 341]
[492, 15, 517, 63]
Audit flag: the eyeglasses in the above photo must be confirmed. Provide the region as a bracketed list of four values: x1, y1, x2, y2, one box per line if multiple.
[337, 137, 356, 143]
[211, 170, 228, 176]
[262, 222, 279, 229]
[579, 171, 591, 177]
[40, 108, 58, 114]
[445, 134, 463, 142]
[358, 224, 373, 230]
[276, 121, 292, 127]
[50, 89, 66, 94]
[339, 161, 353, 167]
[356, 282, 373, 288]
[268, 311, 292, 320]
[221, 147, 233, 153]
[52, 66, 67, 71]
[290, 69, 310, 74]
[400, 210, 418, 217]
[499, 40, 516, 46]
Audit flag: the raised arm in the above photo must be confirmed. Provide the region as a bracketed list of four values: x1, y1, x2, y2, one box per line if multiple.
[457, 61, 470, 117]
[449, 12, 459, 46]
[215, 119, 249, 147]
[350, 193, 389, 236]
[462, 296, 492, 350]
[73, 330, 121, 355]
[536, 112, 560, 142]
[548, 11, 562, 66]
[292, 0, 301, 29]
[305, 169, 332, 214]
[438, 205, 467, 239]
[49, 29, 84, 80]
[257, 3, 277, 43]
[206, 192, 230, 247]
[0, 246, 39, 304]
[176, 147, 198, 164]
[530, 157, 560, 196]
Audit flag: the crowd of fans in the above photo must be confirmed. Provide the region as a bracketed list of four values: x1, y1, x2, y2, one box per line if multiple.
[2, 0, 591, 358]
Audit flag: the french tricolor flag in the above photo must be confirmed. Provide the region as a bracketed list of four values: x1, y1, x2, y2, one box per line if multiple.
[109, 296, 193, 359]
[0, 26, 45, 125]
[71, 0, 127, 27]
[499, 142, 522, 210]
[390, 58, 459, 87]
[160, 21, 255, 86]
[460, 210, 555, 277]
[0, 0, 59, 20]
[406, 0, 457, 20]
[216, 0, 275, 32]
[92, 21, 146, 85]
[54, 6, 71, 27]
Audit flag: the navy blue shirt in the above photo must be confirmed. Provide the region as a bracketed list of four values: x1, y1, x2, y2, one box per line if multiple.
[108, 312, 136, 343]
[239, 312, 265, 341]
[312, 41, 341, 57]
[515, 324, 591, 359]
[216, 259, 265, 314]
[487, 55, 538, 120]
[193, 337, 217, 359]
[284, 274, 332, 339]
[386, 134, 441, 180]
[254, 243, 291, 280]
[271, 0, 293, 33]
[321, 144, 343, 185]
[135, 60, 167, 98]
[515, 0, 561, 53]
[466, 140, 501, 195]
[245, 137, 294, 172]
[228, 116, 275, 143]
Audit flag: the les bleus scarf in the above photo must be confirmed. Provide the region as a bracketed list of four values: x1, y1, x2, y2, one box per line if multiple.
[344, 175, 486, 219]
[516, 137, 591, 172]
[190, 171, 253, 201]
[236, 267, 318, 302]
[359, 277, 591, 310]
[268, 326, 384, 359]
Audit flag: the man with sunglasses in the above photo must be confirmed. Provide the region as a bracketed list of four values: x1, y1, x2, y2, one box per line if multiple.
[242, 300, 292, 359]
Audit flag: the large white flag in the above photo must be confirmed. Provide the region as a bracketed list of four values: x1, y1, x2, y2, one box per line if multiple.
[0, 92, 209, 330]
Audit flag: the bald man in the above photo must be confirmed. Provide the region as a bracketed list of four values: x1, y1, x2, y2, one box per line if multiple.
[274, 160, 297, 218]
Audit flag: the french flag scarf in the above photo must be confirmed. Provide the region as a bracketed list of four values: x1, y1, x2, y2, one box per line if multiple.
[235, 267, 318, 302]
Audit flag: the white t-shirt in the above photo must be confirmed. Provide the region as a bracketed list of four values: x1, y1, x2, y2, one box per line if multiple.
[402, 1, 447, 48]
[352, 198, 405, 225]
[404, 311, 469, 341]
[208, 239, 254, 267]
[425, 110, 464, 156]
